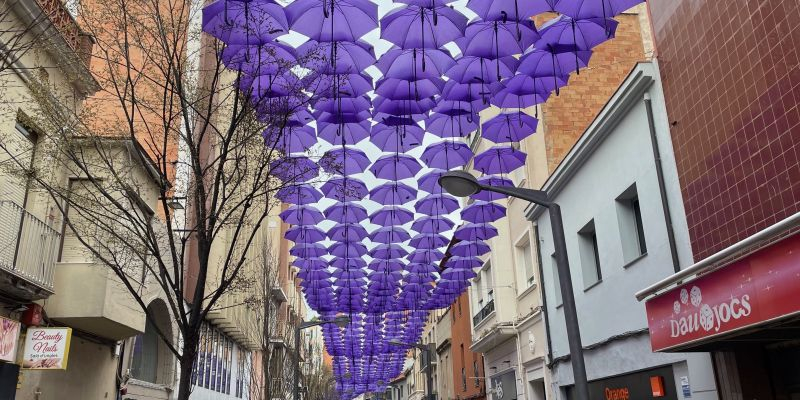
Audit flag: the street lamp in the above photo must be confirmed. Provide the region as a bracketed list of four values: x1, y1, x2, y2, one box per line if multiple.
[439, 170, 590, 400]
[294, 316, 350, 400]
[389, 340, 436, 400]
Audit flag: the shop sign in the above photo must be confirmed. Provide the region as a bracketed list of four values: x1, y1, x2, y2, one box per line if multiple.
[0, 317, 20, 362]
[645, 234, 800, 351]
[22, 327, 72, 370]
[490, 370, 517, 400]
[565, 366, 676, 400]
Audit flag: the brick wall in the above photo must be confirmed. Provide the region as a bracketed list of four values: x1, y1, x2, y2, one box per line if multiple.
[650, 0, 800, 260]
[450, 292, 486, 400]
[538, 12, 647, 173]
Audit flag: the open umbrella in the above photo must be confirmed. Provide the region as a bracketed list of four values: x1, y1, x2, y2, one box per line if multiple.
[457, 20, 539, 80]
[380, 5, 467, 49]
[373, 96, 437, 116]
[470, 175, 514, 201]
[324, 202, 369, 223]
[536, 15, 618, 78]
[481, 112, 538, 143]
[285, 225, 326, 243]
[407, 249, 445, 263]
[329, 242, 369, 257]
[377, 48, 455, 80]
[489, 74, 561, 108]
[370, 244, 410, 259]
[203, 0, 288, 45]
[450, 241, 490, 257]
[370, 124, 425, 152]
[317, 120, 371, 146]
[285, 0, 378, 42]
[375, 77, 444, 101]
[425, 112, 478, 139]
[327, 223, 370, 242]
[454, 223, 499, 241]
[321, 177, 369, 201]
[279, 205, 323, 225]
[276, 184, 323, 204]
[263, 125, 317, 154]
[320, 146, 372, 175]
[461, 201, 507, 223]
[553, 0, 644, 23]
[369, 154, 423, 180]
[291, 243, 328, 258]
[411, 216, 455, 233]
[369, 206, 415, 225]
[299, 40, 376, 75]
[420, 141, 474, 170]
[473, 145, 527, 174]
[415, 193, 459, 215]
[369, 182, 418, 205]
[221, 41, 296, 73]
[409, 234, 449, 249]
[445, 55, 518, 84]
[417, 169, 447, 193]
[444, 256, 482, 269]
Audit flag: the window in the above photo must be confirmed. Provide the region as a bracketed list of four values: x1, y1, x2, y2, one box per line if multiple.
[192, 322, 249, 396]
[515, 231, 537, 289]
[616, 184, 647, 263]
[460, 344, 466, 390]
[578, 220, 602, 288]
[483, 260, 493, 301]
[473, 358, 480, 387]
[131, 318, 159, 383]
[551, 253, 562, 305]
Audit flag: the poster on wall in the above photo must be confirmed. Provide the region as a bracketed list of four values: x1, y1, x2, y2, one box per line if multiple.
[0, 317, 20, 362]
[490, 370, 517, 400]
[21, 327, 72, 370]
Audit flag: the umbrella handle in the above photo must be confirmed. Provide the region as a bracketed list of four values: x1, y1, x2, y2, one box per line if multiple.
[433, 8, 438, 26]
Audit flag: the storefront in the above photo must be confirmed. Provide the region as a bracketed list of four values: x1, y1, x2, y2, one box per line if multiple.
[565, 366, 679, 400]
[643, 233, 800, 399]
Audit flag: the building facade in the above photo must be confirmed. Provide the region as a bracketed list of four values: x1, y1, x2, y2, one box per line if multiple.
[639, 1, 800, 398]
[450, 292, 485, 400]
[530, 63, 718, 400]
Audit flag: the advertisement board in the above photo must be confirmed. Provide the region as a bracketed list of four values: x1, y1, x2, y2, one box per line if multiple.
[21, 327, 72, 370]
[0, 317, 20, 363]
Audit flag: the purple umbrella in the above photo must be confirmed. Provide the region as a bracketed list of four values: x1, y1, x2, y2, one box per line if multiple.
[461, 201, 507, 223]
[321, 177, 368, 201]
[246, 73, 305, 98]
[293, 257, 327, 269]
[317, 120, 371, 146]
[467, 0, 552, 22]
[489, 75, 560, 108]
[279, 205, 323, 225]
[285, 0, 378, 42]
[285, 225, 326, 243]
[320, 147, 372, 175]
[420, 141, 474, 170]
[482, 112, 538, 143]
[370, 124, 425, 152]
[407, 249, 445, 263]
[376, 77, 444, 101]
[276, 184, 323, 204]
[409, 234, 449, 249]
[263, 125, 317, 154]
[313, 96, 372, 115]
[312, 73, 374, 98]
[221, 41, 296, 74]
[291, 243, 328, 258]
[473, 146, 527, 174]
[441, 268, 477, 280]
[327, 224, 370, 242]
[471, 175, 514, 201]
[331, 257, 367, 269]
[415, 193, 459, 215]
[450, 241, 490, 257]
[377, 48, 455, 80]
[441, 80, 489, 105]
[369, 206, 415, 225]
[444, 256, 482, 269]
[369, 227, 411, 246]
[457, 21, 539, 80]
[445, 55, 518, 84]
[369, 154, 423, 180]
[324, 202, 369, 223]
[411, 216, 454, 233]
[329, 242, 369, 257]
[203, 1, 288, 45]
[417, 169, 447, 193]
[536, 16, 618, 69]
[454, 223, 499, 241]
[370, 244, 410, 259]
[368, 259, 406, 272]
[518, 47, 591, 79]
[300, 40, 376, 75]
[373, 97, 437, 116]
[406, 264, 438, 274]
[369, 182, 418, 205]
[380, 5, 467, 49]
[425, 113, 478, 139]
[553, 0, 644, 24]
[299, 269, 333, 280]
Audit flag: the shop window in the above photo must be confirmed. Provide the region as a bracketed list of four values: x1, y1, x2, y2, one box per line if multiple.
[616, 184, 647, 264]
[578, 220, 602, 289]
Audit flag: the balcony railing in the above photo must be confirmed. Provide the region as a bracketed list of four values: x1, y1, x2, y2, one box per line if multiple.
[472, 299, 495, 326]
[0, 200, 60, 296]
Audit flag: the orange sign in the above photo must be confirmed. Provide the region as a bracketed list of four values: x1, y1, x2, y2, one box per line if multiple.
[604, 387, 629, 400]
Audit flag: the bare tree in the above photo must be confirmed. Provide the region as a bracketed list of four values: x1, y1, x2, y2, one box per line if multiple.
[0, 0, 328, 398]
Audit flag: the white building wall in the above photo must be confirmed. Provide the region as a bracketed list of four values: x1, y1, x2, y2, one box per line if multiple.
[531, 62, 717, 400]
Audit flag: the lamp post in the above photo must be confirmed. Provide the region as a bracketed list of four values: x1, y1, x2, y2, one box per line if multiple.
[389, 340, 436, 400]
[294, 317, 350, 400]
[438, 170, 590, 400]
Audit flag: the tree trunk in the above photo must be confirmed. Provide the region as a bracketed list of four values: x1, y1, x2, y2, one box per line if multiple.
[176, 339, 198, 400]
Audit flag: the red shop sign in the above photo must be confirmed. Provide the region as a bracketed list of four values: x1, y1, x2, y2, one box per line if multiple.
[645, 234, 800, 352]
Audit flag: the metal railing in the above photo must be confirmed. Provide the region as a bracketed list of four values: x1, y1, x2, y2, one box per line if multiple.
[0, 200, 60, 292]
[472, 299, 495, 326]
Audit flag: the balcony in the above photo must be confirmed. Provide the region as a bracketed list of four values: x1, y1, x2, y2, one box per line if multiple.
[0, 200, 59, 301]
[472, 299, 495, 327]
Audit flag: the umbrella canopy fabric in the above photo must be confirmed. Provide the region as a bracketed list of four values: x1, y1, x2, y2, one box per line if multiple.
[473, 146, 527, 174]
[321, 177, 369, 201]
[369, 182, 418, 205]
[320, 146, 372, 175]
[285, 0, 378, 42]
[481, 112, 538, 143]
[380, 5, 467, 49]
[421, 140, 474, 170]
[369, 154, 423, 180]
[203, 1, 289, 45]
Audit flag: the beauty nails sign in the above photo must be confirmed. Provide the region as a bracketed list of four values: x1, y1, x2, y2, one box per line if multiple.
[22, 327, 72, 370]
[645, 234, 800, 352]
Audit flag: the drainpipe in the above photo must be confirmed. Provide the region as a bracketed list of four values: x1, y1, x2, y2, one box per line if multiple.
[534, 233, 554, 367]
[643, 94, 681, 273]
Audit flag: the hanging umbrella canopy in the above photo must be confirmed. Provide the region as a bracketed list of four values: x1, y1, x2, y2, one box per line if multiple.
[285, 225, 327, 243]
[489, 74, 560, 108]
[417, 169, 447, 193]
[370, 244, 410, 259]
[409, 234, 449, 249]
[445, 55, 518, 84]
[369, 206, 415, 225]
[461, 201, 507, 223]
[320, 146, 372, 175]
[425, 112, 478, 139]
[552, 0, 644, 21]
[369, 227, 411, 244]
[420, 140, 474, 169]
[517, 47, 591, 79]
[313, 96, 372, 115]
[291, 243, 328, 258]
[324, 202, 369, 223]
[263, 125, 317, 154]
[373, 96, 437, 116]
[322, 177, 369, 201]
[473, 145, 527, 174]
[203, 0, 288, 45]
[415, 193, 459, 215]
[454, 223, 499, 241]
[481, 112, 538, 143]
[370, 124, 425, 152]
[536, 15, 619, 53]
[457, 20, 539, 59]
[449, 241, 490, 257]
[327, 223, 370, 242]
[407, 248, 445, 263]
[369, 154, 423, 180]
[467, 0, 552, 22]
[369, 182, 418, 205]
[311, 72, 374, 98]
[280, 205, 323, 225]
[368, 259, 406, 272]
[376, 48, 455, 80]
[285, 0, 378, 42]
[375, 77, 445, 100]
[221, 41, 297, 74]
[317, 120, 371, 146]
[470, 175, 514, 201]
[441, 268, 477, 280]
[411, 216, 455, 233]
[329, 242, 369, 257]
[299, 40, 377, 75]
[380, 5, 467, 49]
[276, 184, 323, 204]
[444, 256, 482, 270]
[331, 257, 368, 269]
[293, 257, 328, 270]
